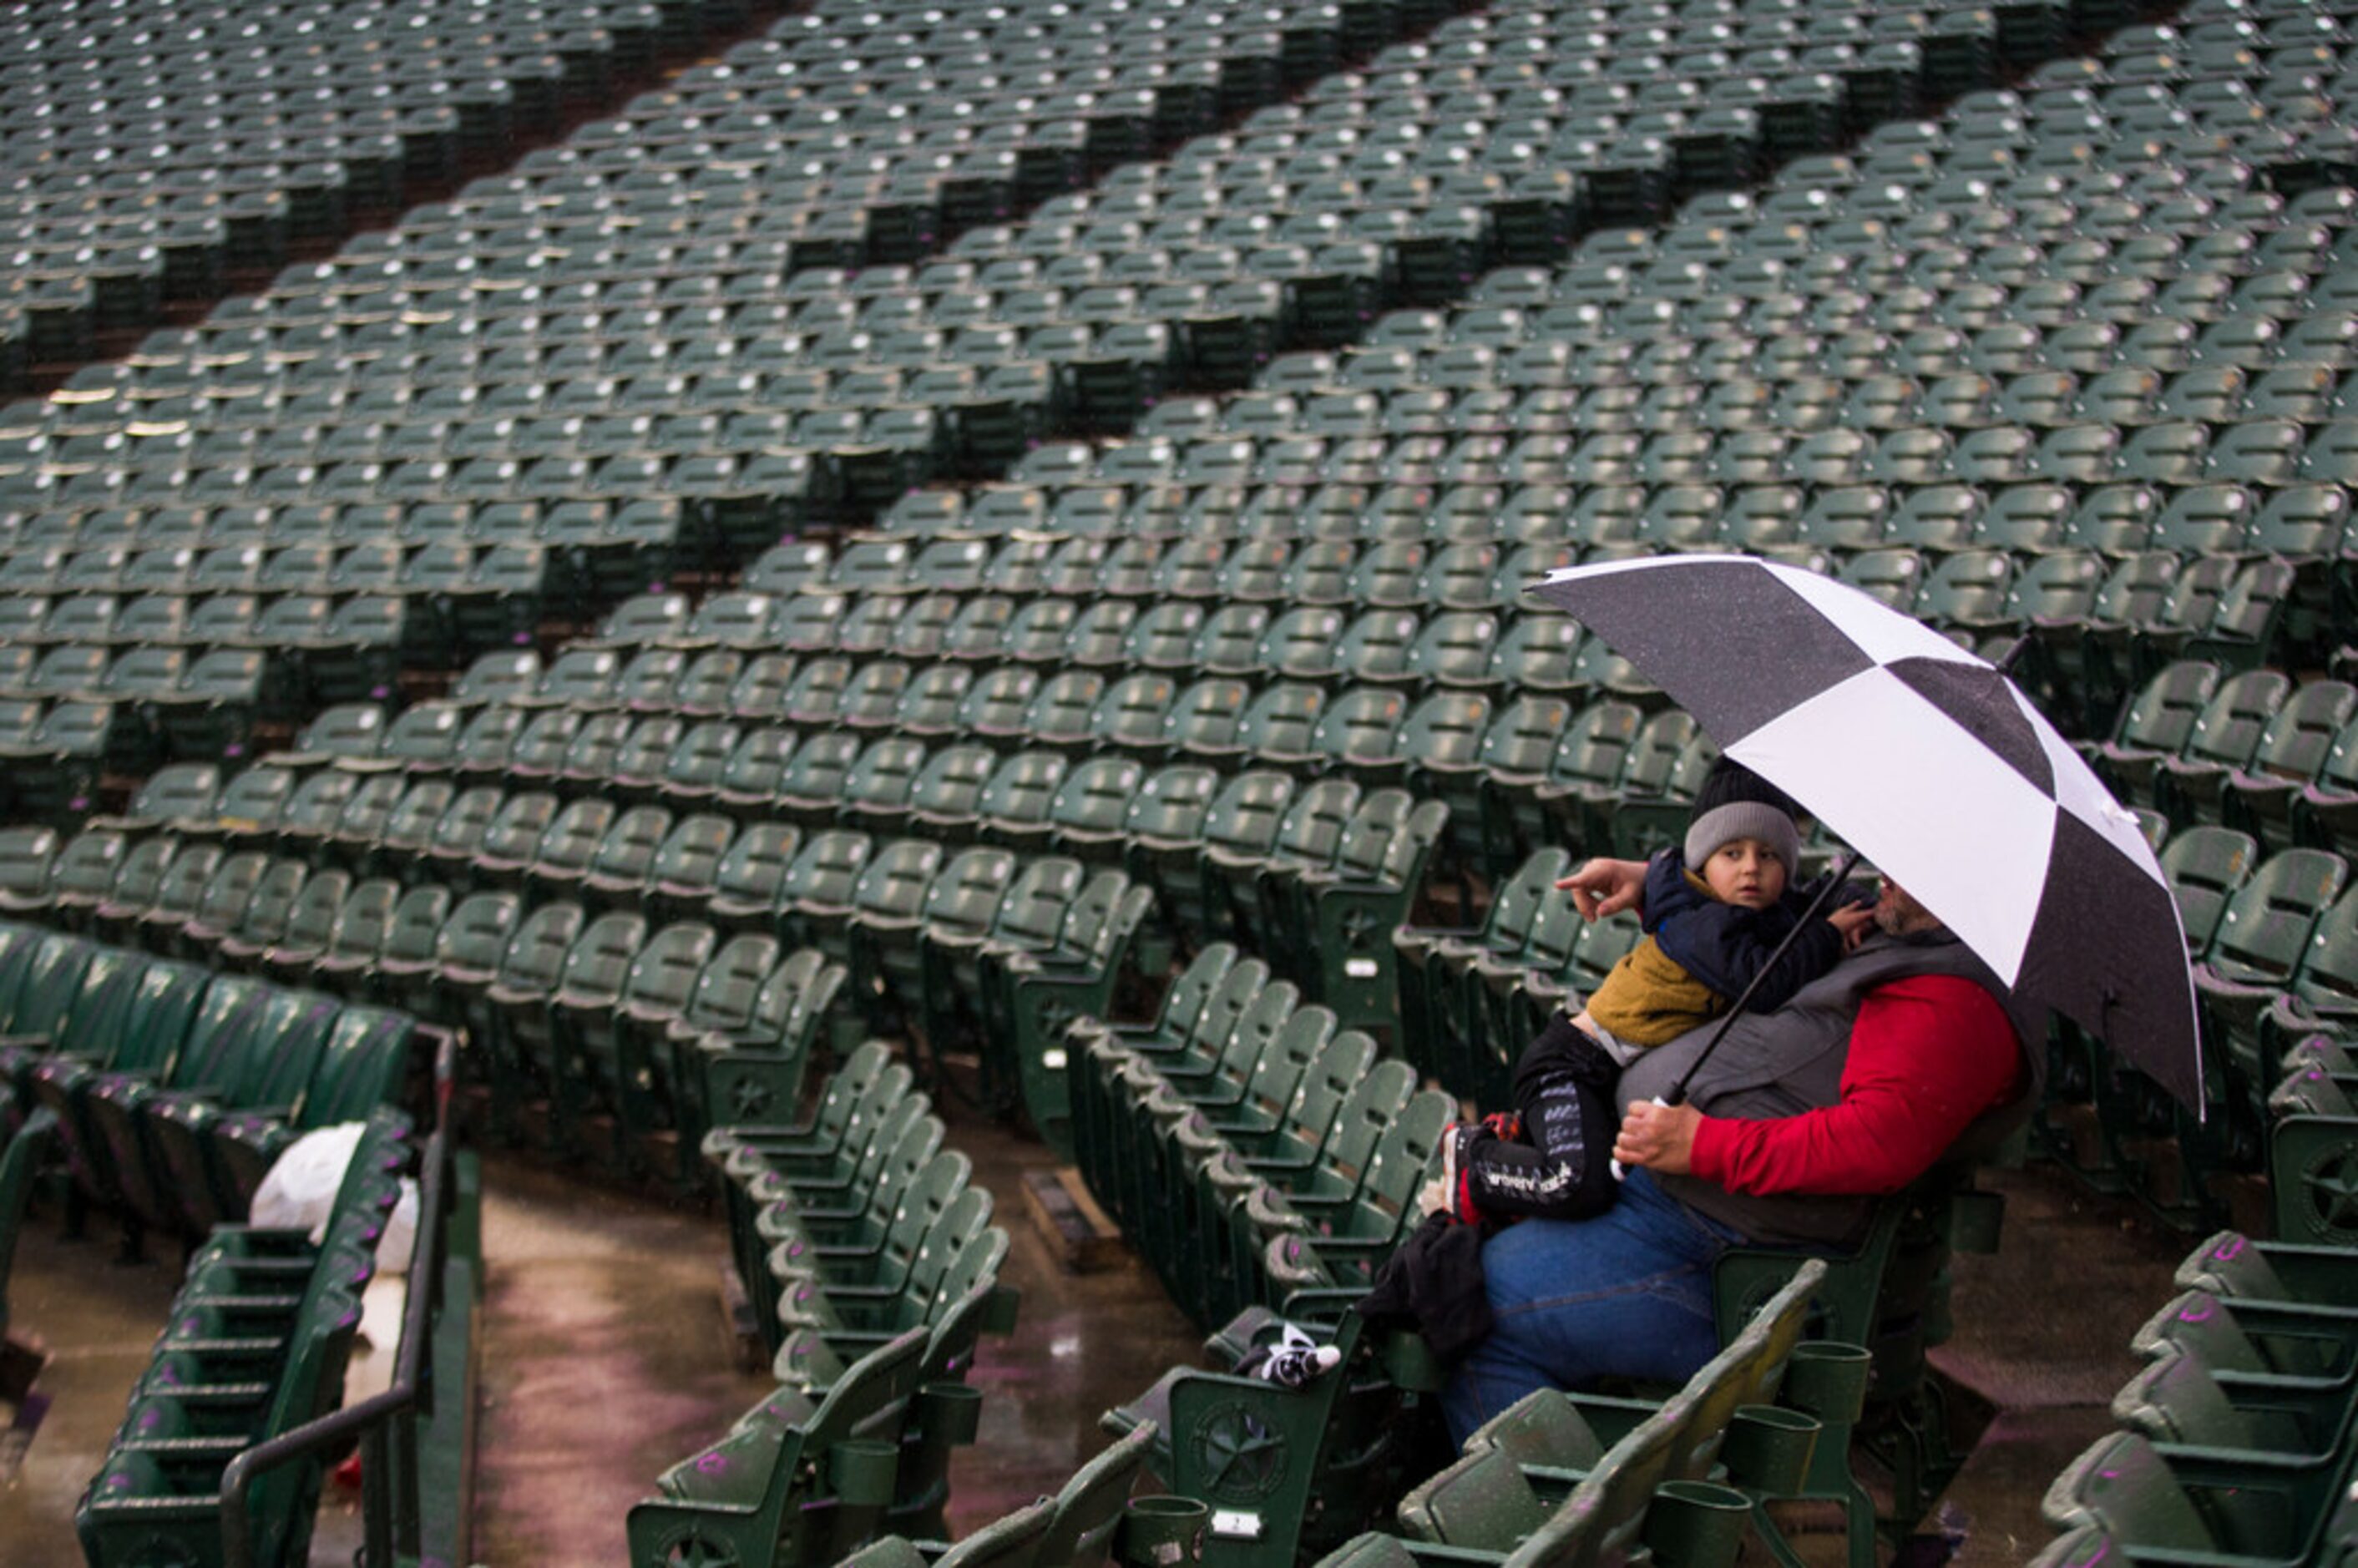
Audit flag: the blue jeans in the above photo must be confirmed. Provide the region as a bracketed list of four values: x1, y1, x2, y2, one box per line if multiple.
[1442, 1168, 1748, 1444]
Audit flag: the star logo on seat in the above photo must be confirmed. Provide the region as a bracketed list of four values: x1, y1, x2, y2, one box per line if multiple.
[726, 1075, 774, 1122]
[2300, 1144, 2358, 1241]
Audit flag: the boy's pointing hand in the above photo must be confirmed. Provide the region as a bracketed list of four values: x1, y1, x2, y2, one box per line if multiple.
[1559, 857, 1646, 920]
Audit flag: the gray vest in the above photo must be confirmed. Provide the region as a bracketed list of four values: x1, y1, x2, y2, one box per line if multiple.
[1614, 929, 2040, 1248]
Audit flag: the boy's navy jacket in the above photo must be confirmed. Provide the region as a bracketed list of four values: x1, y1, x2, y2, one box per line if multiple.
[1641, 848, 1860, 1015]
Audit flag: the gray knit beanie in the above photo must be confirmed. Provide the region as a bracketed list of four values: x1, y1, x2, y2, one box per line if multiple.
[1683, 758, 1802, 874]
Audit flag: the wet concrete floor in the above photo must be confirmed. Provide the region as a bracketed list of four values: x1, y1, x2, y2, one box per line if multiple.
[464, 1110, 1207, 1563]
[3, 1120, 2199, 1566]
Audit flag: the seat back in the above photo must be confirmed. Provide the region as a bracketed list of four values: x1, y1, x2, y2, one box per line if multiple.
[1395, 1445, 1551, 1550]
[2290, 880, 2358, 1019]
[713, 824, 805, 913]
[1201, 979, 1306, 1097]
[296, 1006, 417, 1125]
[782, 831, 878, 911]
[853, 840, 955, 927]
[588, 805, 675, 887]
[102, 837, 181, 914]
[434, 893, 524, 973]
[378, 887, 452, 968]
[624, 924, 720, 1015]
[2206, 848, 2348, 983]
[1049, 757, 1146, 841]
[230, 860, 311, 947]
[2040, 1432, 2224, 1557]
[681, 935, 783, 1036]
[281, 871, 355, 954]
[2158, 827, 2259, 957]
[424, 787, 506, 860]
[476, 792, 563, 866]
[2110, 661, 2223, 752]
[1267, 780, 1363, 873]
[557, 913, 650, 1007]
[225, 990, 346, 1110]
[2, 933, 95, 1039]
[1485, 850, 1576, 960]
[159, 975, 272, 1092]
[2177, 669, 2291, 771]
[190, 851, 271, 933]
[1038, 1422, 1158, 1568]
[533, 798, 620, 878]
[979, 751, 1072, 832]
[103, 959, 211, 1077]
[40, 948, 143, 1061]
[984, 858, 1088, 951]
[498, 903, 590, 994]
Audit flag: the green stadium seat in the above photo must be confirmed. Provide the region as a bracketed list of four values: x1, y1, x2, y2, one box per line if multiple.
[2152, 670, 2295, 825]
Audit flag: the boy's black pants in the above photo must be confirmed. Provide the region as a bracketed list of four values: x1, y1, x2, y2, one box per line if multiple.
[1458, 1010, 1622, 1222]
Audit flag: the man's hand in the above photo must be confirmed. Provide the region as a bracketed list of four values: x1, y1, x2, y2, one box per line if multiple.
[1612, 1099, 1703, 1175]
[1559, 857, 1647, 920]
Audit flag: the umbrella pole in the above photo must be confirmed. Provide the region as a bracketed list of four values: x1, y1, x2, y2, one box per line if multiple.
[1663, 847, 1869, 1107]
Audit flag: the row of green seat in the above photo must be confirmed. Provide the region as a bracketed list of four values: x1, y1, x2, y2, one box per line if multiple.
[737, 532, 1569, 610]
[10, 787, 1170, 1157]
[1068, 943, 1454, 1327]
[8, 833, 846, 1191]
[554, 559, 2084, 680]
[74, 1107, 415, 1568]
[77, 679, 1686, 890]
[704, 1043, 1010, 1391]
[2093, 662, 2358, 842]
[449, 614, 1642, 721]
[0, 925, 419, 1253]
[640, 1046, 1019, 1568]
[77, 708, 1433, 1026]
[2032, 1227, 2358, 1562]
[1050, 400, 2358, 495]
[564, 539, 2295, 750]
[1313, 1258, 1854, 1568]
[1018, 288, 2358, 407]
[873, 441, 2353, 566]
[0, 643, 274, 766]
[707, 1043, 929, 1352]
[0, 551, 553, 660]
[837, 1421, 1175, 1568]
[0, 495, 694, 622]
[2022, 564, 2315, 740]
[0, 490, 678, 560]
[191, 767, 1145, 1117]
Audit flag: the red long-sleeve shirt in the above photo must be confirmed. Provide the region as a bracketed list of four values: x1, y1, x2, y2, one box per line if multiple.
[1687, 974, 2025, 1196]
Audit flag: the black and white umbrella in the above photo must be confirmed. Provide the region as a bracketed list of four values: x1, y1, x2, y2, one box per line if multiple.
[1534, 554, 2204, 1114]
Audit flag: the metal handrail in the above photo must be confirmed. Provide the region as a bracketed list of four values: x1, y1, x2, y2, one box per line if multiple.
[218, 1028, 459, 1568]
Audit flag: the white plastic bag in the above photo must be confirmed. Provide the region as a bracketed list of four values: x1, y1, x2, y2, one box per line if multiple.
[249, 1122, 419, 1272]
[250, 1122, 367, 1242]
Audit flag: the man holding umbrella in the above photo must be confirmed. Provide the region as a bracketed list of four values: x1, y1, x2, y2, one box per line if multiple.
[1440, 857, 2038, 1443]
[1441, 554, 2200, 1442]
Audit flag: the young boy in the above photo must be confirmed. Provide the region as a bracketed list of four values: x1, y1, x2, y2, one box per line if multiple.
[1428, 759, 1875, 1226]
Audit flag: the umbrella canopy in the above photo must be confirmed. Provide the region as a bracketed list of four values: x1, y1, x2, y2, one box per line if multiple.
[1533, 554, 2203, 1114]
